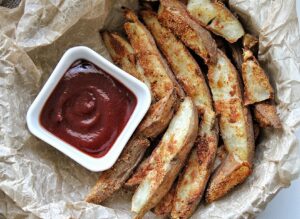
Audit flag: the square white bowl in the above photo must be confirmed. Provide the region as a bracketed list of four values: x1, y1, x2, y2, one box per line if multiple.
[26, 46, 151, 172]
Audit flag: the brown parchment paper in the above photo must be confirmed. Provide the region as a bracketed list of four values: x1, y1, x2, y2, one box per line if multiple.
[0, 0, 299, 218]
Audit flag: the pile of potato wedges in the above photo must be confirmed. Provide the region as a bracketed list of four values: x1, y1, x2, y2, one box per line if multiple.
[85, 0, 281, 218]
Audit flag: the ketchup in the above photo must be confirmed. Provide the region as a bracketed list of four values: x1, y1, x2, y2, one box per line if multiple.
[40, 60, 137, 157]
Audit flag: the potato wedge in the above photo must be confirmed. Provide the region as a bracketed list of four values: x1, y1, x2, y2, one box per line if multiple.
[85, 134, 150, 204]
[158, 0, 217, 64]
[131, 97, 198, 219]
[140, 10, 218, 218]
[205, 50, 254, 203]
[254, 100, 281, 129]
[242, 49, 274, 105]
[187, 0, 244, 43]
[124, 9, 185, 101]
[101, 31, 150, 88]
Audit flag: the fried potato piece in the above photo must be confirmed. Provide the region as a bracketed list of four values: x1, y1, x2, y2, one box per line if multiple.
[137, 89, 178, 139]
[85, 135, 150, 204]
[254, 100, 281, 129]
[242, 49, 274, 105]
[131, 97, 198, 219]
[187, 0, 244, 43]
[101, 31, 150, 88]
[140, 10, 219, 218]
[152, 182, 176, 217]
[205, 50, 254, 203]
[158, 0, 217, 64]
[124, 9, 185, 101]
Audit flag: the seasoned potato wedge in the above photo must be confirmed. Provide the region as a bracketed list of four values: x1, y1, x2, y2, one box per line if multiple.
[158, 0, 217, 64]
[132, 97, 198, 219]
[141, 10, 218, 218]
[101, 31, 150, 88]
[85, 135, 150, 203]
[187, 0, 244, 43]
[124, 9, 185, 100]
[242, 49, 274, 105]
[254, 100, 281, 129]
[205, 50, 254, 203]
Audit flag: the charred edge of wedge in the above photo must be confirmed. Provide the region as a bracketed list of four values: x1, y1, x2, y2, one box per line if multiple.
[131, 97, 198, 219]
[242, 49, 274, 105]
[158, 0, 218, 64]
[253, 100, 281, 129]
[187, 0, 245, 43]
[85, 135, 150, 204]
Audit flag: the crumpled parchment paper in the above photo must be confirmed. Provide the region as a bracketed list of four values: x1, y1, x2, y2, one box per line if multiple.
[0, 0, 299, 218]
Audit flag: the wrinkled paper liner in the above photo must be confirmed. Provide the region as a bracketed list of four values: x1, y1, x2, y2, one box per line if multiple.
[0, 0, 300, 218]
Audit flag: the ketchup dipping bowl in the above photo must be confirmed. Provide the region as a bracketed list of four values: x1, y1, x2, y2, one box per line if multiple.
[26, 46, 151, 172]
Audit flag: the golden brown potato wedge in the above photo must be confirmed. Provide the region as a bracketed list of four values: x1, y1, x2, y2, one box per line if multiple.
[124, 9, 185, 101]
[242, 49, 274, 105]
[205, 50, 254, 203]
[101, 31, 150, 88]
[85, 134, 150, 204]
[254, 100, 281, 129]
[187, 0, 244, 43]
[140, 10, 219, 218]
[158, 0, 217, 64]
[131, 97, 198, 219]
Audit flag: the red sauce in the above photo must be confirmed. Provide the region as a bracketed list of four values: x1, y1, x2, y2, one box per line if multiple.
[40, 60, 137, 157]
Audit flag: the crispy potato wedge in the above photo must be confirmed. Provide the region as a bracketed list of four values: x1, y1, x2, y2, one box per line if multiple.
[242, 49, 274, 105]
[254, 100, 281, 129]
[131, 97, 198, 219]
[187, 0, 244, 43]
[137, 89, 178, 139]
[124, 9, 185, 101]
[141, 10, 218, 218]
[85, 134, 150, 204]
[152, 182, 176, 217]
[101, 31, 150, 88]
[158, 0, 217, 64]
[205, 50, 254, 203]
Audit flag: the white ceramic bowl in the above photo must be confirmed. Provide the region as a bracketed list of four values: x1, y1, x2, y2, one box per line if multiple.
[26, 46, 151, 172]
